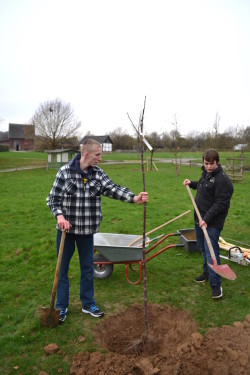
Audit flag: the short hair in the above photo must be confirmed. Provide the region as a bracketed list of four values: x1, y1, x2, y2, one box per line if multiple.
[203, 149, 219, 163]
[80, 139, 101, 155]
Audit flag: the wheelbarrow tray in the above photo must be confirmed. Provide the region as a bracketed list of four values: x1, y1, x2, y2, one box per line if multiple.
[94, 233, 149, 262]
[177, 228, 199, 253]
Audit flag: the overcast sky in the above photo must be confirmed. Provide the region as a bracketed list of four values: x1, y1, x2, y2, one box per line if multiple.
[0, 0, 249, 137]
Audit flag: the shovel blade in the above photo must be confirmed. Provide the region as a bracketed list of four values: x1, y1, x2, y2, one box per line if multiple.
[208, 262, 236, 280]
[41, 307, 60, 328]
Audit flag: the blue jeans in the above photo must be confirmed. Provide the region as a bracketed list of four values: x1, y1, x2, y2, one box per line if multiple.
[56, 230, 95, 310]
[195, 224, 221, 287]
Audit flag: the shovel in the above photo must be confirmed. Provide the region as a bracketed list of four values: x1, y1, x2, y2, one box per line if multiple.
[186, 185, 236, 281]
[41, 230, 66, 327]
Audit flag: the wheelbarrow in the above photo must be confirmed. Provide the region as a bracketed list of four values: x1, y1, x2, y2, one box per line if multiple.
[93, 232, 184, 284]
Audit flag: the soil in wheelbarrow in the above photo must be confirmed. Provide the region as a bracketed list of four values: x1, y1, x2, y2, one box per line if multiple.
[181, 229, 197, 240]
[70, 303, 250, 374]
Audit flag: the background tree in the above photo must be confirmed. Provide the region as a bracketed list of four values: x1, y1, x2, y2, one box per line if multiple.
[31, 98, 81, 149]
[244, 126, 250, 150]
[146, 132, 161, 170]
[170, 114, 182, 175]
[212, 112, 220, 149]
[109, 127, 135, 150]
[161, 131, 171, 150]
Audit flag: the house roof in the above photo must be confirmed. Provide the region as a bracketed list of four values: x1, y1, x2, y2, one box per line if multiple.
[9, 124, 35, 139]
[80, 135, 113, 144]
[0, 131, 9, 141]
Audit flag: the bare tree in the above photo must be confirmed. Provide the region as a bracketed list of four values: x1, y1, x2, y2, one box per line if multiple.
[171, 114, 181, 175]
[161, 131, 171, 149]
[127, 112, 143, 158]
[31, 98, 81, 149]
[213, 112, 220, 149]
[109, 127, 135, 150]
[147, 132, 160, 170]
[244, 126, 250, 149]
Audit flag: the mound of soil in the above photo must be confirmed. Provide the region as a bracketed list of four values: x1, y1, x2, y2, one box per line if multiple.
[70, 303, 250, 374]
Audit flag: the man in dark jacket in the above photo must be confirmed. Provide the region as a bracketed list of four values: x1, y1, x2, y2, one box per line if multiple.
[47, 139, 148, 323]
[183, 149, 233, 299]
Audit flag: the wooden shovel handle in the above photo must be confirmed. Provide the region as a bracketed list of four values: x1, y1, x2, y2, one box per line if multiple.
[49, 230, 66, 310]
[186, 185, 217, 263]
[128, 210, 191, 247]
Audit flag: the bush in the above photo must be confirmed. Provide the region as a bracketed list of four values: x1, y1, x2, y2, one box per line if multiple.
[0, 144, 9, 152]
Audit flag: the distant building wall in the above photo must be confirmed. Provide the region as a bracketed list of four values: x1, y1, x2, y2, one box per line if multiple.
[80, 135, 113, 152]
[103, 142, 112, 152]
[0, 124, 35, 151]
[46, 149, 79, 169]
[8, 138, 35, 151]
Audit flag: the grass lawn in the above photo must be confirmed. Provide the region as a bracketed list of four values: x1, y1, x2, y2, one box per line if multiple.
[0, 151, 47, 170]
[0, 152, 249, 374]
[0, 149, 249, 169]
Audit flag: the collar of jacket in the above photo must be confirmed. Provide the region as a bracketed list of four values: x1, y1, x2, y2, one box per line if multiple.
[201, 163, 223, 178]
[69, 153, 96, 176]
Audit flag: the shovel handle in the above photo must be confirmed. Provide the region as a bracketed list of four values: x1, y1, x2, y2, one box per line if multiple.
[49, 230, 66, 310]
[186, 185, 217, 263]
[128, 210, 191, 247]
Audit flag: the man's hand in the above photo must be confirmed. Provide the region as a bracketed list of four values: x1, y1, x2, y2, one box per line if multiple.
[183, 179, 191, 186]
[57, 215, 71, 231]
[133, 192, 148, 204]
[199, 220, 207, 229]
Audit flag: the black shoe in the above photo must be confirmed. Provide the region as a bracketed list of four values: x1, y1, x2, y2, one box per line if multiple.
[212, 286, 223, 299]
[59, 308, 68, 324]
[82, 305, 104, 318]
[195, 272, 209, 283]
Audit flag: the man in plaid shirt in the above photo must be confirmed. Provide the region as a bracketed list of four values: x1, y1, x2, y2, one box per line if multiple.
[47, 139, 148, 323]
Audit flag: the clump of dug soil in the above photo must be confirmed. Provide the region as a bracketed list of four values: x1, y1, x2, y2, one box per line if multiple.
[70, 303, 250, 374]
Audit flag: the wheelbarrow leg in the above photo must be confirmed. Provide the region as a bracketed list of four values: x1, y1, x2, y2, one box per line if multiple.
[125, 262, 143, 285]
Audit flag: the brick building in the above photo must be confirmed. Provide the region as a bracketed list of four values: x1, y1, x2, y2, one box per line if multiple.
[0, 124, 35, 151]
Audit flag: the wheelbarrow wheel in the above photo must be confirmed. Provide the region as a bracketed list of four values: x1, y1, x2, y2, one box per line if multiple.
[94, 254, 113, 279]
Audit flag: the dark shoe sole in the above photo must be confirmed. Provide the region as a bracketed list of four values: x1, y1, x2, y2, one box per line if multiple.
[194, 278, 207, 283]
[59, 316, 66, 324]
[212, 287, 223, 299]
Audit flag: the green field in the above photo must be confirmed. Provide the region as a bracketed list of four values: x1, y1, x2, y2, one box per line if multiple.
[0, 151, 47, 169]
[0, 150, 249, 169]
[0, 152, 249, 374]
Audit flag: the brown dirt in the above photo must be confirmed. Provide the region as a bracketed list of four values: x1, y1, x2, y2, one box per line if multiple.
[70, 303, 250, 375]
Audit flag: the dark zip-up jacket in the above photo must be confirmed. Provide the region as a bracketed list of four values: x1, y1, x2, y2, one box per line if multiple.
[189, 164, 233, 230]
[46, 154, 135, 235]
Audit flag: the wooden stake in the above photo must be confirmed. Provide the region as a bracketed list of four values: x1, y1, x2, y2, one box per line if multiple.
[153, 162, 158, 171]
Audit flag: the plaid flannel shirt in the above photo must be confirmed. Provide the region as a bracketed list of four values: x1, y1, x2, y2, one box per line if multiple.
[46, 164, 135, 235]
